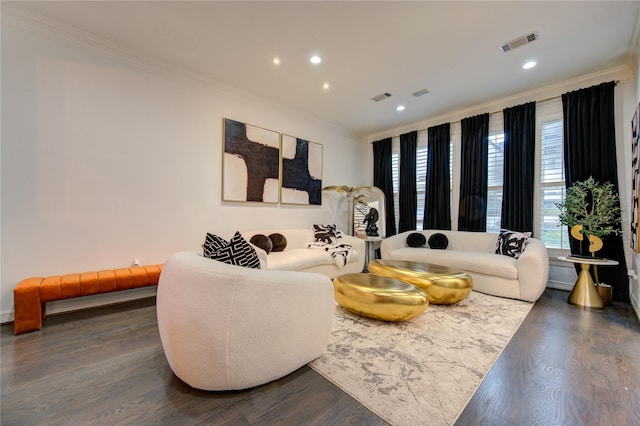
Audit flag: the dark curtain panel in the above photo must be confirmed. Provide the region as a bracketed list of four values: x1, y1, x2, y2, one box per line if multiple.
[424, 123, 451, 230]
[373, 137, 397, 237]
[562, 81, 628, 302]
[501, 102, 536, 233]
[458, 113, 490, 231]
[398, 131, 417, 232]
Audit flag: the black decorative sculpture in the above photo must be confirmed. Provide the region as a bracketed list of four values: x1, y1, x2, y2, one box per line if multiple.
[363, 208, 380, 237]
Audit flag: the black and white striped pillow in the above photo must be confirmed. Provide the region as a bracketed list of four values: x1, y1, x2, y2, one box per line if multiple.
[495, 229, 531, 258]
[203, 231, 261, 269]
[312, 224, 340, 244]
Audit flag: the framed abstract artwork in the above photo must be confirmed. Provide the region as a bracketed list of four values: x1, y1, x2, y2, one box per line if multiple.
[631, 103, 640, 252]
[222, 118, 280, 203]
[280, 134, 323, 205]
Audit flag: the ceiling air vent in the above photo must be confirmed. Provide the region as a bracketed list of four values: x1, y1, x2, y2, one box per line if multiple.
[371, 92, 392, 102]
[498, 32, 537, 53]
[412, 88, 430, 98]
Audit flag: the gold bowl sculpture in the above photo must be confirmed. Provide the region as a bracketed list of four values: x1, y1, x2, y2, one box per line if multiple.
[333, 273, 428, 322]
[368, 259, 472, 305]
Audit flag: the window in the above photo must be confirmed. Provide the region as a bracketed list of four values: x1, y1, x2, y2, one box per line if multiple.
[486, 132, 504, 233]
[415, 143, 427, 229]
[391, 134, 452, 232]
[386, 106, 565, 242]
[539, 119, 568, 249]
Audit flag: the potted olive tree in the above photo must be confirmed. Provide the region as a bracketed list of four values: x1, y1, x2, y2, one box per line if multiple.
[556, 177, 621, 304]
[556, 176, 622, 258]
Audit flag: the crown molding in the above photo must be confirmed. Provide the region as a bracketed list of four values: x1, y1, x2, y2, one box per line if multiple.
[1, 3, 357, 139]
[627, 4, 640, 73]
[367, 64, 634, 142]
[2, 3, 254, 95]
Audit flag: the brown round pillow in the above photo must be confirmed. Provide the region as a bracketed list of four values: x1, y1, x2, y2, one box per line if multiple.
[268, 233, 287, 252]
[428, 233, 449, 249]
[250, 234, 273, 254]
[406, 232, 426, 248]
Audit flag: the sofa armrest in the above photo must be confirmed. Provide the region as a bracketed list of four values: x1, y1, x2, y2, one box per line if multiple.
[516, 238, 549, 302]
[340, 234, 366, 271]
[340, 234, 365, 253]
[380, 231, 412, 257]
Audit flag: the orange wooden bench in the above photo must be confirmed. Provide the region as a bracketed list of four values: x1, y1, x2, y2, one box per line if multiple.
[13, 264, 163, 335]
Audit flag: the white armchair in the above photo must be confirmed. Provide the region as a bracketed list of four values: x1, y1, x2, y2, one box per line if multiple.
[156, 251, 334, 391]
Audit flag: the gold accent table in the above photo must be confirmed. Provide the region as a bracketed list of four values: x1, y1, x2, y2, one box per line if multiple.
[557, 256, 619, 309]
[333, 273, 428, 322]
[368, 259, 473, 305]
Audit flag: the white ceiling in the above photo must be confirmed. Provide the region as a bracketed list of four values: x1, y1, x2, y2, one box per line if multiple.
[8, 1, 640, 138]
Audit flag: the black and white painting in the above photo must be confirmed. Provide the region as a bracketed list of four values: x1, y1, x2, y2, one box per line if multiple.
[223, 118, 280, 203]
[280, 135, 322, 205]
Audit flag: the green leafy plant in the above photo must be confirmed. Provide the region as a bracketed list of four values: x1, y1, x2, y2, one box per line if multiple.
[323, 186, 373, 235]
[323, 185, 372, 205]
[556, 176, 622, 238]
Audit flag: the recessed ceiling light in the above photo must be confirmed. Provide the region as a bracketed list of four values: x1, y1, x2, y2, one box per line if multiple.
[396, 105, 405, 111]
[273, 57, 280, 65]
[323, 82, 330, 90]
[523, 61, 537, 69]
[310, 55, 322, 64]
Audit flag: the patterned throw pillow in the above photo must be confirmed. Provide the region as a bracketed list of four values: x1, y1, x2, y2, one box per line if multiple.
[203, 233, 228, 258]
[203, 231, 261, 268]
[495, 229, 531, 258]
[312, 224, 340, 244]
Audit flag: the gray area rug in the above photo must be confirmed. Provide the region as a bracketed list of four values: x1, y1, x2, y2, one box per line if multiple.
[309, 291, 533, 425]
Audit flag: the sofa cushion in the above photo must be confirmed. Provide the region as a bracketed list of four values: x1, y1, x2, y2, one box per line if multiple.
[495, 229, 531, 259]
[250, 234, 273, 254]
[389, 248, 518, 280]
[428, 233, 449, 249]
[268, 233, 287, 252]
[203, 232, 261, 269]
[407, 232, 426, 247]
[267, 248, 336, 270]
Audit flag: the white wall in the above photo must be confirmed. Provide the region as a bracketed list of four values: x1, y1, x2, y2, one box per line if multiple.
[632, 33, 640, 318]
[0, 15, 369, 321]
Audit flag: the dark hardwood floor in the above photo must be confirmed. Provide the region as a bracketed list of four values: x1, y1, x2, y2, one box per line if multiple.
[1, 289, 639, 425]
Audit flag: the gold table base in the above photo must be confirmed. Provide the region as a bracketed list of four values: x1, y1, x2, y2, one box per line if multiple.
[368, 259, 472, 305]
[333, 273, 428, 322]
[567, 263, 603, 310]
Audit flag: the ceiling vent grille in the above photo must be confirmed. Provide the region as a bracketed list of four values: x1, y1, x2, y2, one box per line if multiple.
[371, 92, 392, 102]
[498, 32, 537, 53]
[412, 88, 430, 97]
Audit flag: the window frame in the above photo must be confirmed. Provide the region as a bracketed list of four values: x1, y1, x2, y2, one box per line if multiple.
[535, 102, 570, 256]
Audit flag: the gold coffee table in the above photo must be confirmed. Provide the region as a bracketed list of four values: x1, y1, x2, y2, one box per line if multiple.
[333, 273, 428, 322]
[368, 259, 472, 305]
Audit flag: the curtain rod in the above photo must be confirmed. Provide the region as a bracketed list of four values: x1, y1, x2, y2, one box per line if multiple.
[372, 80, 620, 139]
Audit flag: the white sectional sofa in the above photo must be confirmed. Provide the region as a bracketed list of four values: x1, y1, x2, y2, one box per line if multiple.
[380, 230, 549, 302]
[242, 228, 365, 278]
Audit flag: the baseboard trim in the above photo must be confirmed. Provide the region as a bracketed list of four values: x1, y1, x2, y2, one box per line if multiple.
[0, 286, 157, 325]
[546, 280, 573, 292]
